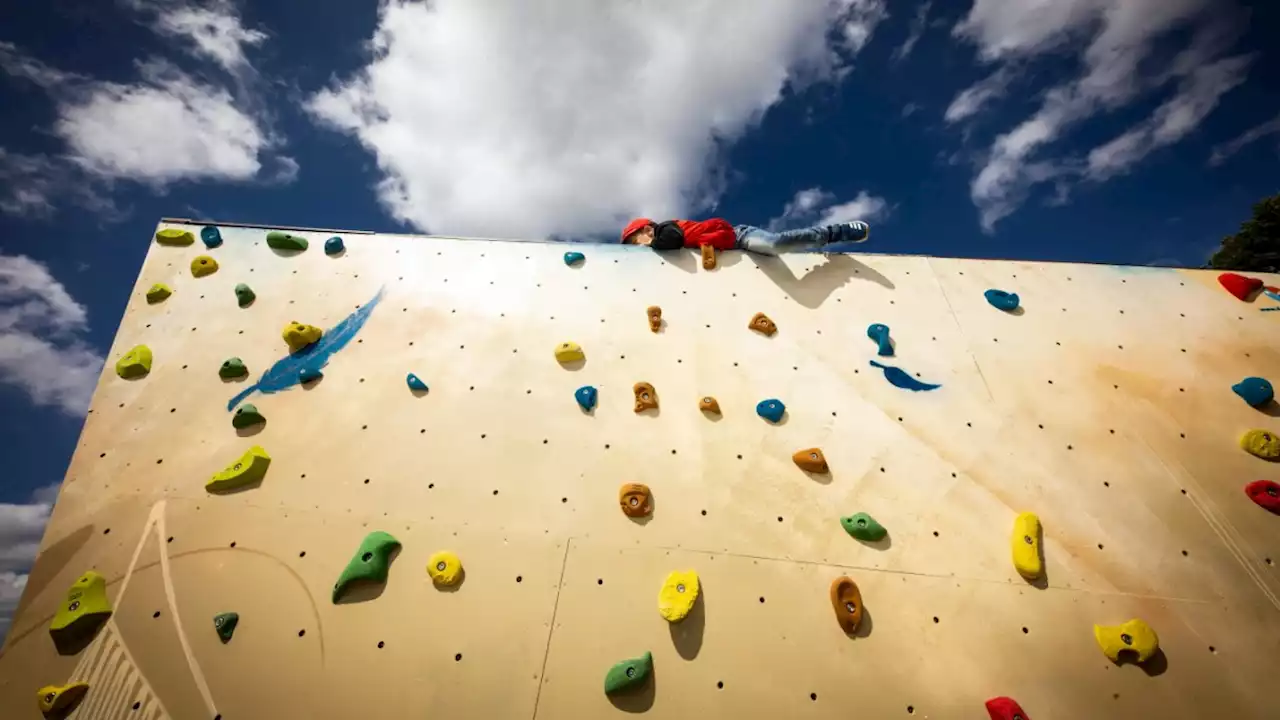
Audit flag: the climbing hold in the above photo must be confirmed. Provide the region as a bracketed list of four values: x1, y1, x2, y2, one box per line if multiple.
[333, 531, 401, 602]
[324, 236, 344, 255]
[633, 382, 658, 412]
[869, 360, 941, 391]
[231, 403, 265, 430]
[748, 312, 777, 336]
[154, 228, 194, 246]
[407, 373, 428, 392]
[266, 230, 309, 251]
[701, 243, 716, 270]
[235, 283, 255, 308]
[840, 513, 886, 542]
[1094, 618, 1159, 663]
[219, 357, 248, 379]
[575, 385, 597, 411]
[756, 398, 785, 423]
[867, 323, 894, 356]
[657, 570, 700, 622]
[426, 550, 463, 587]
[200, 226, 223, 248]
[145, 283, 172, 303]
[985, 289, 1020, 311]
[213, 612, 239, 643]
[793, 448, 829, 473]
[1011, 512, 1043, 580]
[191, 255, 219, 277]
[554, 341, 584, 364]
[1219, 272, 1262, 301]
[1241, 429, 1280, 460]
[283, 321, 323, 352]
[564, 251, 585, 266]
[1233, 377, 1274, 407]
[206, 445, 271, 492]
[829, 576, 864, 634]
[299, 367, 323, 383]
[646, 305, 662, 332]
[619, 483, 652, 518]
[49, 571, 112, 650]
[114, 344, 152, 379]
[1244, 480, 1280, 514]
[36, 683, 89, 716]
[604, 651, 652, 695]
[985, 696, 1031, 720]
[699, 396, 721, 414]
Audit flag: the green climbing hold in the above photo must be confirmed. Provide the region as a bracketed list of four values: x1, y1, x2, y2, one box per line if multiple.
[213, 612, 239, 643]
[145, 283, 172, 303]
[266, 231, 309, 251]
[219, 357, 248, 379]
[333, 531, 401, 603]
[604, 651, 652, 695]
[49, 571, 112, 651]
[115, 345, 152, 379]
[235, 283, 256, 308]
[155, 228, 194, 246]
[232, 404, 265, 429]
[841, 513, 886, 542]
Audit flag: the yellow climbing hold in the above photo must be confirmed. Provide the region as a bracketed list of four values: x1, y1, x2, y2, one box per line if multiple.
[1094, 618, 1159, 663]
[1241, 429, 1280, 460]
[114, 344, 152, 379]
[154, 228, 194, 246]
[49, 571, 112, 646]
[206, 445, 271, 492]
[554, 341, 584, 364]
[657, 570, 700, 623]
[1010, 512, 1043, 580]
[282, 321, 323, 352]
[191, 255, 219, 277]
[145, 283, 172, 303]
[427, 551, 463, 586]
[37, 682, 89, 716]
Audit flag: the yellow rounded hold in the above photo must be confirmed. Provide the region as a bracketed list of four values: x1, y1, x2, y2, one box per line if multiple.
[207, 445, 271, 492]
[1094, 618, 1159, 663]
[191, 255, 219, 277]
[37, 682, 89, 714]
[1010, 512, 1043, 580]
[145, 283, 172, 303]
[154, 228, 194, 246]
[657, 570, 700, 622]
[427, 551, 463, 586]
[283, 322, 324, 352]
[554, 341, 584, 364]
[1240, 429, 1280, 460]
[114, 344, 153, 379]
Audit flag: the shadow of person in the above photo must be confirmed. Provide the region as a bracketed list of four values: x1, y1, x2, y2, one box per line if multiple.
[749, 253, 895, 309]
[608, 663, 657, 713]
[669, 587, 706, 660]
[655, 248, 699, 274]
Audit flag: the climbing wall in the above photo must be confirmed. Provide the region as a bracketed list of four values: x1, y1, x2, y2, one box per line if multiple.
[3, 220, 1280, 719]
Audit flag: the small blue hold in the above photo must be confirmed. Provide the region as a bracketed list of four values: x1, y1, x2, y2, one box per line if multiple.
[564, 251, 585, 266]
[407, 373, 428, 392]
[984, 289, 1020, 311]
[1233, 377, 1274, 408]
[756, 398, 785, 423]
[299, 367, 323, 383]
[201, 226, 223, 248]
[869, 360, 940, 392]
[867, 323, 894, 357]
[325, 236, 345, 255]
[575, 385, 598, 412]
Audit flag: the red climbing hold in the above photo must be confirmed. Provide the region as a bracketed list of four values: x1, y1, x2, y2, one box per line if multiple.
[1219, 272, 1263, 301]
[985, 696, 1030, 720]
[1244, 480, 1280, 514]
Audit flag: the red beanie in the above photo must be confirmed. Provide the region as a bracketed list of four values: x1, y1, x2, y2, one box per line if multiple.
[621, 218, 653, 243]
[1219, 272, 1263, 301]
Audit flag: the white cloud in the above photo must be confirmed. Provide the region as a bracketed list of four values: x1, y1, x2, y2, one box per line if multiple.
[0, 482, 58, 644]
[901, 102, 919, 118]
[944, 66, 1014, 123]
[0, 255, 103, 415]
[892, 1, 931, 62]
[769, 187, 889, 230]
[307, 0, 887, 239]
[1209, 111, 1280, 166]
[136, 0, 267, 74]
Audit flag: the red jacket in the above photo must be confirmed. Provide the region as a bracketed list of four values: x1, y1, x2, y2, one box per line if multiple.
[673, 218, 736, 250]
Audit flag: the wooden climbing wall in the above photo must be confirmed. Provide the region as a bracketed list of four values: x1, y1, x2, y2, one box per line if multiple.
[3, 220, 1280, 719]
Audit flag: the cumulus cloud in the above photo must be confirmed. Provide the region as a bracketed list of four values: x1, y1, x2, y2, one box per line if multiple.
[0, 483, 58, 643]
[768, 187, 889, 231]
[306, 0, 888, 239]
[132, 0, 267, 74]
[1209, 111, 1280, 167]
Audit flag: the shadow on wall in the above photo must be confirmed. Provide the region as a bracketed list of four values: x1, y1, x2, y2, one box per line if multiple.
[749, 254, 895, 309]
[12, 523, 97, 624]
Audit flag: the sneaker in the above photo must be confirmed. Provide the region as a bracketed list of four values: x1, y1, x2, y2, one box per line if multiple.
[839, 221, 870, 243]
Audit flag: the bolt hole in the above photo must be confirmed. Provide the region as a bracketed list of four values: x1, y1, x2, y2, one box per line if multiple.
[298, 629, 306, 637]
[516, 575, 523, 583]
[455, 653, 462, 661]
[153, 611, 161, 618]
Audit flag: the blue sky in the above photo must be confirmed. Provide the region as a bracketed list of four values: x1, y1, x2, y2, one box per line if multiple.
[1, 0, 1278, 638]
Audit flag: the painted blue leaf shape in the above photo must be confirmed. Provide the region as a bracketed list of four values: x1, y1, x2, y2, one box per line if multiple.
[869, 360, 940, 392]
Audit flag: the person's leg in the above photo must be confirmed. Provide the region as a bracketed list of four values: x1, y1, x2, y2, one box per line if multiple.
[733, 224, 827, 255]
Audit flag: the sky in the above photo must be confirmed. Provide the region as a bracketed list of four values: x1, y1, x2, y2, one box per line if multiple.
[1, 0, 1278, 640]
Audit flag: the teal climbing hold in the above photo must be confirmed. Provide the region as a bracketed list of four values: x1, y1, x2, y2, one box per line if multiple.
[604, 651, 652, 694]
[841, 513, 887, 541]
[867, 323, 894, 356]
[201, 226, 223, 248]
[213, 612, 238, 643]
[333, 531, 401, 603]
[1233, 377, 1274, 407]
[564, 251, 585, 266]
[869, 360, 941, 392]
[299, 367, 322, 383]
[325, 236, 344, 255]
[575, 385, 597, 411]
[266, 231, 309, 251]
[407, 373, 428, 392]
[985, 289, 1020, 311]
[231, 404, 265, 429]
[757, 398, 785, 423]
[219, 357, 248, 379]
[235, 283, 255, 308]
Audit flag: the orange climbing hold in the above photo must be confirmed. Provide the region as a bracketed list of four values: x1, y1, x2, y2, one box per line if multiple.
[701, 244, 716, 270]
[699, 396, 721, 414]
[633, 382, 658, 412]
[793, 448, 829, 473]
[619, 483, 652, 518]
[749, 312, 776, 336]
[829, 576, 863, 634]
[646, 306, 662, 332]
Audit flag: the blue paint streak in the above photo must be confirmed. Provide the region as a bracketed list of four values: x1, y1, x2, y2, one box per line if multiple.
[869, 360, 941, 392]
[227, 287, 385, 410]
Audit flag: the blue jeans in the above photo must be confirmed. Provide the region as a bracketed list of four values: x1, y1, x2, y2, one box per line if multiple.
[733, 224, 861, 255]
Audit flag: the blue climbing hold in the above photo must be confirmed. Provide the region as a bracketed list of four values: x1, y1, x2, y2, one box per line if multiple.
[867, 323, 894, 357]
[984, 289, 1020, 311]
[1233, 377, 1274, 408]
[756, 398, 785, 423]
[564, 251, 585, 266]
[201, 226, 223, 248]
[869, 360, 940, 392]
[407, 373, 428, 392]
[299, 367, 323, 383]
[325, 236, 345, 255]
[575, 385, 598, 412]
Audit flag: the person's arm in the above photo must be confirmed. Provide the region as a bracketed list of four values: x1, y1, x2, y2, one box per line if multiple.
[650, 221, 685, 250]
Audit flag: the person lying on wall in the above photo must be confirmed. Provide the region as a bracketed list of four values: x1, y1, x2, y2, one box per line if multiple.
[620, 217, 869, 256]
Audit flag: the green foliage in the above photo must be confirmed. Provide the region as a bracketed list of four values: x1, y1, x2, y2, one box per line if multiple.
[1210, 193, 1280, 272]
